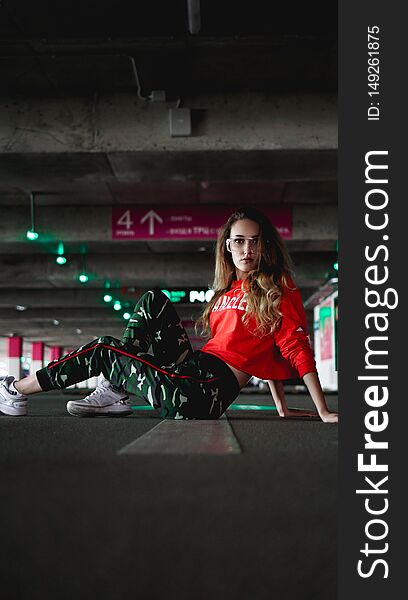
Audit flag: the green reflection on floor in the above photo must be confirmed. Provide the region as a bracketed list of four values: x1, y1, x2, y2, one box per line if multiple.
[130, 404, 277, 411]
[229, 404, 277, 411]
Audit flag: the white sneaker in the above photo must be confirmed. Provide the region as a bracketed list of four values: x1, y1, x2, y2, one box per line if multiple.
[66, 379, 132, 417]
[0, 375, 28, 416]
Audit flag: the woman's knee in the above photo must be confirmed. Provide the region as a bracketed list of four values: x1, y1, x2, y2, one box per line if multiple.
[142, 289, 172, 318]
[134, 289, 165, 311]
[97, 335, 120, 346]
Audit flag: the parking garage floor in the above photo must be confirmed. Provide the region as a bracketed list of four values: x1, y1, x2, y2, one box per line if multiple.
[1, 391, 338, 600]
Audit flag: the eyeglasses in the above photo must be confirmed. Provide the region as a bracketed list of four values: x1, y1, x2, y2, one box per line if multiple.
[226, 237, 259, 252]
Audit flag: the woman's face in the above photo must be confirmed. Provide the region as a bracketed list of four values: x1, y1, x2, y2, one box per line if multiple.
[227, 218, 260, 279]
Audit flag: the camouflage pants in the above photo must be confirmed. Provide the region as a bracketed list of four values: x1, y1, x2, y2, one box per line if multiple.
[36, 290, 240, 419]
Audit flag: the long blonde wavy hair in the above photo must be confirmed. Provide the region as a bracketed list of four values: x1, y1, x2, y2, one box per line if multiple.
[196, 207, 294, 338]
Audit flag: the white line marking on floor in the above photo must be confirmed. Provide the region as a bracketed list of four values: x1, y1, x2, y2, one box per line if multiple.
[117, 415, 241, 455]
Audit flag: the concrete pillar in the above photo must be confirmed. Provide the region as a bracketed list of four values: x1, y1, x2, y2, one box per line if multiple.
[50, 346, 63, 361]
[7, 336, 22, 379]
[31, 342, 44, 375]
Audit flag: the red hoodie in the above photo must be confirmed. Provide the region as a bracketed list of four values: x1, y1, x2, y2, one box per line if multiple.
[201, 279, 316, 380]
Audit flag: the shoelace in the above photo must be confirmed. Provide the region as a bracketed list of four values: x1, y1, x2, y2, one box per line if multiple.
[84, 382, 112, 403]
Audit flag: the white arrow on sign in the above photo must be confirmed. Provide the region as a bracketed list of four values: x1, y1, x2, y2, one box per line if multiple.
[140, 210, 163, 236]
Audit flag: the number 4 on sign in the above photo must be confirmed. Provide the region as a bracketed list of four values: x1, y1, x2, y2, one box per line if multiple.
[117, 210, 134, 230]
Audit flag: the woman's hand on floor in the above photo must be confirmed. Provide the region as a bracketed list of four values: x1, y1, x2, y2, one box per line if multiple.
[279, 408, 317, 418]
[318, 410, 338, 423]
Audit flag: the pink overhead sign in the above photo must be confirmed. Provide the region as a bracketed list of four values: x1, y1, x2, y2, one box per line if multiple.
[112, 206, 292, 240]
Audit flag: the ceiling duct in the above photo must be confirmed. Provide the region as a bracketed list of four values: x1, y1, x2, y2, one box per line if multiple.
[186, 0, 201, 34]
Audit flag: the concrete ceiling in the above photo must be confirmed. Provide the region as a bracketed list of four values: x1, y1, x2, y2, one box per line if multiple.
[0, 1, 338, 349]
[1, 1, 337, 95]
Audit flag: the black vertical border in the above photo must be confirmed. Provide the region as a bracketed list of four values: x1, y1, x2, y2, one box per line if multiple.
[339, 1, 406, 597]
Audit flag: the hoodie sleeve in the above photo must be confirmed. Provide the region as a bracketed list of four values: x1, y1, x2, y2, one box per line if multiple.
[274, 284, 317, 378]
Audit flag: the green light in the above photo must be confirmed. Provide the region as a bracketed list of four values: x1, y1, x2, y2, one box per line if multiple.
[161, 289, 171, 299]
[79, 274, 89, 283]
[333, 262, 338, 271]
[56, 256, 67, 265]
[123, 312, 131, 320]
[104, 294, 113, 303]
[113, 301, 122, 311]
[26, 229, 39, 240]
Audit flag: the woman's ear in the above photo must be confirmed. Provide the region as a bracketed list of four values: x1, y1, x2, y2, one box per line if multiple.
[226, 240, 231, 253]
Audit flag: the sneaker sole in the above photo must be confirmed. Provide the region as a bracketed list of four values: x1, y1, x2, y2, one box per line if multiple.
[0, 403, 27, 417]
[66, 401, 133, 417]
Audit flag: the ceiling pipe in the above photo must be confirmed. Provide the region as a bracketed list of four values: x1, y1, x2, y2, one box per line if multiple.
[186, 0, 201, 35]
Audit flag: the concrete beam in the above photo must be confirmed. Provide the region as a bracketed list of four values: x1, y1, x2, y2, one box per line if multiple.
[0, 254, 212, 287]
[0, 288, 147, 308]
[0, 323, 201, 348]
[0, 285, 317, 308]
[0, 92, 337, 154]
[0, 252, 336, 289]
[0, 308, 202, 347]
[0, 149, 337, 189]
[0, 307, 201, 321]
[0, 181, 338, 209]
